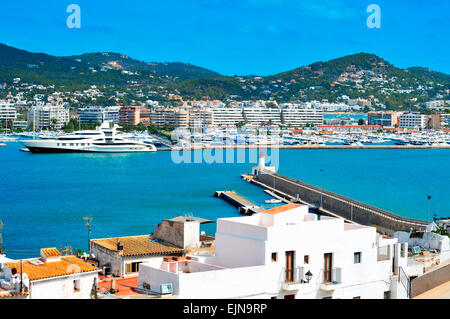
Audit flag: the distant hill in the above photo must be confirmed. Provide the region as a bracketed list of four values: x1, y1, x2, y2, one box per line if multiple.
[0, 43, 220, 87]
[0, 44, 448, 109]
[173, 53, 450, 108]
[67, 52, 220, 80]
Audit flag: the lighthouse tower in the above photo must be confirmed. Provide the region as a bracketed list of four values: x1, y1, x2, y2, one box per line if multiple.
[259, 150, 265, 170]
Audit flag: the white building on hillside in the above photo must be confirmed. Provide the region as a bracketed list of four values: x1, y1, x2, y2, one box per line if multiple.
[138, 204, 409, 299]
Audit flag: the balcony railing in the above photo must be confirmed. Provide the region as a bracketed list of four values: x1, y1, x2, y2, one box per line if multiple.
[281, 266, 304, 283]
[321, 268, 342, 284]
[280, 267, 306, 290]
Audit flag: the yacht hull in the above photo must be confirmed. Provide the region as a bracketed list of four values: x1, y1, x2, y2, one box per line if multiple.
[21, 140, 156, 153]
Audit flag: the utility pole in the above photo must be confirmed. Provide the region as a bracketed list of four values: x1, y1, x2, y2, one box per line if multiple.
[83, 217, 92, 257]
[20, 259, 23, 293]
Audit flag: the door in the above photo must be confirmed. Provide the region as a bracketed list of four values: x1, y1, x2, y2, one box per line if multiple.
[324, 253, 332, 282]
[285, 251, 295, 282]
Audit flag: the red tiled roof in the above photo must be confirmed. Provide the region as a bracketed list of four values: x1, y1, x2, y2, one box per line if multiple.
[5, 256, 100, 281]
[264, 203, 302, 215]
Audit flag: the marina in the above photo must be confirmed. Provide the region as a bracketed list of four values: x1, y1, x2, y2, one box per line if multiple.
[1, 142, 449, 259]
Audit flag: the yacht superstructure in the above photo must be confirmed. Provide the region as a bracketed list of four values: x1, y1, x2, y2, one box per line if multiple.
[20, 122, 157, 153]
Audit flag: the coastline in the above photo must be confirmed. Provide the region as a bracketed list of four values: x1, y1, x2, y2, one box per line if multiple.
[165, 144, 450, 151]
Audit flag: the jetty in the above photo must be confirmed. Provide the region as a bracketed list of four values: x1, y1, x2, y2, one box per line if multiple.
[214, 191, 261, 215]
[245, 171, 428, 236]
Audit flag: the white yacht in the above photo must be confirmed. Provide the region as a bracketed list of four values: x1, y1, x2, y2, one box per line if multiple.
[20, 121, 157, 153]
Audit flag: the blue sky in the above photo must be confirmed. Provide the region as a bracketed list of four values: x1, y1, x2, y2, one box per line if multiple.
[0, 0, 448, 75]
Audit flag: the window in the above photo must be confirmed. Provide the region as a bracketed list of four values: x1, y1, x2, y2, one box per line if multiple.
[304, 255, 309, 264]
[354, 252, 361, 264]
[125, 262, 141, 274]
[384, 291, 391, 299]
[271, 252, 277, 262]
[73, 279, 80, 292]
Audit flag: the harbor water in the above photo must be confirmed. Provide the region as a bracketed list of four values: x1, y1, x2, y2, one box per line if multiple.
[0, 142, 449, 259]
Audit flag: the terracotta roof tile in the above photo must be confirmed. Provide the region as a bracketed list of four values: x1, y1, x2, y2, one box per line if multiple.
[5, 256, 100, 281]
[91, 235, 183, 257]
[264, 203, 302, 215]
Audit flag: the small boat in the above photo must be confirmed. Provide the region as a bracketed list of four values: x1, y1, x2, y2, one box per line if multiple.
[20, 148, 30, 152]
[0, 143, 6, 147]
[265, 198, 282, 204]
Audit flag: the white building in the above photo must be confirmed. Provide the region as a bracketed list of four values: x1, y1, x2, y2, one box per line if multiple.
[27, 104, 70, 130]
[1, 248, 100, 299]
[211, 107, 245, 127]
[78, 106, 121, 125]
[0, 101, 17, 125]
[243, 108, 281, 125]
[280, 107, 324, 127]
[399, 112, 427, 129]
[138, 204, 409, 299]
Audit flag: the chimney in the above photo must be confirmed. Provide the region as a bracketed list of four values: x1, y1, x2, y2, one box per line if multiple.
[117, 241, 124, 251]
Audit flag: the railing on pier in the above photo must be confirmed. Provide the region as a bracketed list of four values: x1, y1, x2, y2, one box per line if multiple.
[259, 172, 428, 230]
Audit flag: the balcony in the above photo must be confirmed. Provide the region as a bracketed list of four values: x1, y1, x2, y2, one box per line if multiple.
[320, 268, 342, 291]
[280, 267, 306, 291]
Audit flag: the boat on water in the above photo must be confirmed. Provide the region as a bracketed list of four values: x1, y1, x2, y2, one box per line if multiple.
[20, 121, 157, 153]
[265, 198, 282, 204]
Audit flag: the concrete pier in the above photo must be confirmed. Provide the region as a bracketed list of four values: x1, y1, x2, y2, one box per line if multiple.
[247, 171, 428, 235]
[214, 191, 261, 215]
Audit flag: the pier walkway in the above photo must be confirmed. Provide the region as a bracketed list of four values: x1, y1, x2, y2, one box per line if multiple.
[250, 171, 428, 235]
[214, 191, 261, 215]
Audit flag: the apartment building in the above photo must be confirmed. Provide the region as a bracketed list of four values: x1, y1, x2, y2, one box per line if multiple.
[78, 106, 121, 125]
[211, 108, 245, 127]
[368, 111, 401, 127]
[27, 104, 70, 130]
[0, 101, 17, 126]
[118, 106, 141, 126]
[441, 114, 450, 128]
[188, 109, 213, 128]
[280, 107, 324, 126]
[399, 112, 427, 129]
[243, 108, 281, 125]
[149, 108, 190, 128]
[138, 203, 409, 299]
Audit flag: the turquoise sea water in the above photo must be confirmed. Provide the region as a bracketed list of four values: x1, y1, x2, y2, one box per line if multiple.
[1, 142, 449, 259]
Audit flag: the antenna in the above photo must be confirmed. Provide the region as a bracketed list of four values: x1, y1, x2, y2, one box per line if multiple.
[83, 217, 93, 257]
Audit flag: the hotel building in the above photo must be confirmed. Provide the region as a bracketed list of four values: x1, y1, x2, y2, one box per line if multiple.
[399, 112, 427, 129]
[368, 111, 401, 127]
[280, 107, 324, 126]
[0, 101, 17, 126]
[78, 106, 121, 125]
[27, 104, 70, 130]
